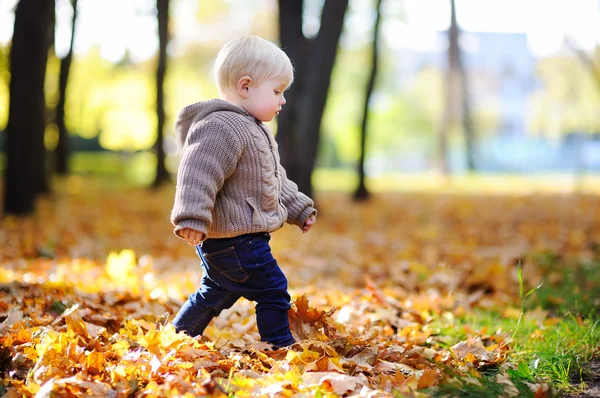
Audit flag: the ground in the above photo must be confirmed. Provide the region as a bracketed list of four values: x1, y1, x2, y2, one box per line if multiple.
[0, 177, 599, 397]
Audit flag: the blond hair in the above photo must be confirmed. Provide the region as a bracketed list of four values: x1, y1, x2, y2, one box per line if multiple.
[214, 36, 294, 94]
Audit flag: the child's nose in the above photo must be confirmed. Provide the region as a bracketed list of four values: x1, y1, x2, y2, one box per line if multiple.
[280, 95, 286, 105]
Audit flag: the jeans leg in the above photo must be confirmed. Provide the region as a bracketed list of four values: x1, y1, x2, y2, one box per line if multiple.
[172, 274, 240, 337]
[256, 300, 295, 347]
[243, 236, 295, 347]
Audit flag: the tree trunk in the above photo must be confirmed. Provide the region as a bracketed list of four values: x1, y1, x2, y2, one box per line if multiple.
[276, 0, 306, 177]
[435, 73, 452, 176]
[451, 0, 476, 171]
[153, 0, 170, 188]
[4, 0, 55, 216]
[435, 3, 459, 176]
[436, 0, 476, 175]
[277, 0, 349, 199]
[55, 0, 78, 175]
[354, 0, 383, 201]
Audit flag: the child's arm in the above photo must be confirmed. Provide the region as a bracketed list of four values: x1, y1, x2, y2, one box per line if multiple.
[171, 120, 242, 240]
[279, 167, 317, 230]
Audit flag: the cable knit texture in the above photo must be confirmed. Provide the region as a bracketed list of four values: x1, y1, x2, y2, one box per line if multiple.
[171, 99, 316, 240]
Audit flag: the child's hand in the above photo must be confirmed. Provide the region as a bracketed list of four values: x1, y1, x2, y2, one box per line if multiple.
[180, 228, 205, 246]
[302, 213, 316, 233]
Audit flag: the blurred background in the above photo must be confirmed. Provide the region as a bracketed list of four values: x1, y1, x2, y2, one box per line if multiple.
[1, 0, 600, 214]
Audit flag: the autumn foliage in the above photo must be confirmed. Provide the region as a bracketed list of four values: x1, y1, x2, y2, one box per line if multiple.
[1, 183, 597, 396]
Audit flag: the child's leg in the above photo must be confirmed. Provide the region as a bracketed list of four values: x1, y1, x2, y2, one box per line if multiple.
[246, 248, 294, 347]
[173, 271, 240, 337]
[200, 233, 295, 348]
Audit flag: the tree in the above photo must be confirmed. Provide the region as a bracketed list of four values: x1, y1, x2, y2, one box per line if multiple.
[529, 52, 600, 136]
[435, 0, 476, 175]
[454, 0, 476, 171]
[4, 0, 55, 215]
[153, 0, 170, 188]
[564, 38, 600, 186]
[277, 0, 349, 198]
[566, 38, 600, 94]
[354, 0, 383, 201]
[54, 0, 78, 175]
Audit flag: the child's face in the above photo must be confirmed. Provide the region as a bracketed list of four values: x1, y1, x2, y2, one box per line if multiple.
[244, 77, 288, 122]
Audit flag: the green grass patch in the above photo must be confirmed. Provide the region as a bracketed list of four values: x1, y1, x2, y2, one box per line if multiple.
[428, 298, 599, 395]
[69, 151, 157, 186]
[528, 254, 600, 316]
[427, 256, 600, 396]
[429, 369, 534, 397]
[4, 152, 600, 194]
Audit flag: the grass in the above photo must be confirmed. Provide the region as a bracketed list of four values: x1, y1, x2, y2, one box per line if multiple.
[4, 151, 600, 194]
[429, 371, 534, 398]
[429, 313, 599, 396]
[427, 255, 600, 396]
[530, 253, 600, 316]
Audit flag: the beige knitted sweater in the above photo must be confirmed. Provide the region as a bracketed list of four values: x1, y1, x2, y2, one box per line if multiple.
[171, 99, 316, 240]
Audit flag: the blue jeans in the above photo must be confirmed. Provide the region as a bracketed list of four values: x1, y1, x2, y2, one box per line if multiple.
[172, 233, 295, 347]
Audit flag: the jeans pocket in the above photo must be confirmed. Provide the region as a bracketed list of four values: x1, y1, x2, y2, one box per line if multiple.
[203, 246, 250, 283]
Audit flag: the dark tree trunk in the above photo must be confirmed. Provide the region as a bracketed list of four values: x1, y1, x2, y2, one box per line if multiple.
[4, 0, 55, 216]
[153, 0, 170, 188]
[277, 0, 349, 199]
[55, 0, 78, 175]
[354, 0, 383, 202]
[451, 0, 476, 171]
[276, 0, 306, 174]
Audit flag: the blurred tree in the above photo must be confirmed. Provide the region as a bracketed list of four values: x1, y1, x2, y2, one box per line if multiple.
[277, 0, 349, 198]
[566, 38, 600, 97]
[455, 4, 476, 171]
[4, 0, 55, 215]
[153, 0, 170, 188]
[436, 0, 476, 175]
[529, 45, 600, 183]
[529, 53, 600, 136]
[354, 0, 383, 202]
[54, 0, 78, 175]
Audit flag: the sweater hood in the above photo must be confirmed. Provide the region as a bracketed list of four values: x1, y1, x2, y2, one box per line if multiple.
[175, 99, 254, 149]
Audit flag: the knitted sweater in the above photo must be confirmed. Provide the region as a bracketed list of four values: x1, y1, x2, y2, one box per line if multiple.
[171, 99, 316, 240]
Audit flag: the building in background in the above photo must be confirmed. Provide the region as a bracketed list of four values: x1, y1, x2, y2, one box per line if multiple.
[390, 30, 600, 172]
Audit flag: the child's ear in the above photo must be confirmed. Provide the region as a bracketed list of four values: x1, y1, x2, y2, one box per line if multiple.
[237, 76, 252, 98]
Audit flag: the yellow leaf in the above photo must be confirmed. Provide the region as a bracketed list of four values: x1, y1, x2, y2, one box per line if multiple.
[85, 350, 106, 372]
[16, 328, 32, 343]
[2, 334, 13, 347]
[66, 315, 89, 339]
[105, 249, 136, 281]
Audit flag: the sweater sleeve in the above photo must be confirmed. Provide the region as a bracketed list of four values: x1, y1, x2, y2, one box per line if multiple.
[279, 166, 317, 228]
[171, 119, 243, 239]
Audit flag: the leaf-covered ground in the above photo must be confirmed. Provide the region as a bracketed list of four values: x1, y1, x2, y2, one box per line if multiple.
[1, 179, 599, 397]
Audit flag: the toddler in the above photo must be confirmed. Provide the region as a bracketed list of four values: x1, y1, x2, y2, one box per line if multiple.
[170, 36, 317, 348]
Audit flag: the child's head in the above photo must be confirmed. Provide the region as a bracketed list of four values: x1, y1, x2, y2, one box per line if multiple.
[215, 36, 294, 94]
[214, 36, 294, 122]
